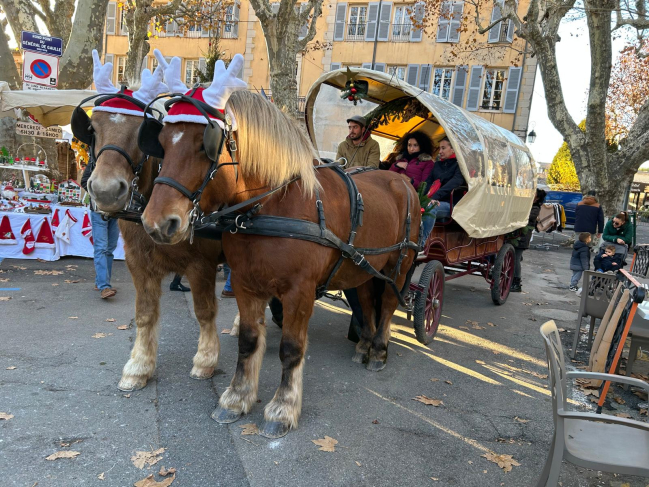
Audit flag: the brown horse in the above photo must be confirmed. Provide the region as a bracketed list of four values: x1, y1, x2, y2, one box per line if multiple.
[140, 91, 420, 437]
[85, 109, 225, 391]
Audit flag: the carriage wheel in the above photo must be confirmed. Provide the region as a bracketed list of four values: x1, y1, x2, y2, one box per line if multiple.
[413, 261, 445, 345]
[491, 243, 515, 305]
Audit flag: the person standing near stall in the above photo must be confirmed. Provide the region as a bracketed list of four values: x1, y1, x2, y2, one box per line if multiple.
[81, 164, 119, 299]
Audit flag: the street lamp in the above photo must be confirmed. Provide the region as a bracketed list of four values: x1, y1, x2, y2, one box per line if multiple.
[527, 122, 537, 144]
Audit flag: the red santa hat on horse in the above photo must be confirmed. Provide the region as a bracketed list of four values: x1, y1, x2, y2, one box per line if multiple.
[154, 51, 247, 130]
[91, 48, 170, 117]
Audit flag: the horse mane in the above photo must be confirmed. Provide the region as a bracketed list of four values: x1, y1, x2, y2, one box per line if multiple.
[227, 91, 321, 197]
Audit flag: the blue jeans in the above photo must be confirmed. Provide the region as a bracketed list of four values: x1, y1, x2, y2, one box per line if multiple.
[421, 201, 452, 246]
[223, 263, 233, 292]
[570, 270, 583, 288]
[90, 211, 119, 290]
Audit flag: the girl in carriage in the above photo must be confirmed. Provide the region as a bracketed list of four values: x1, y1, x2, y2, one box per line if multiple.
[387, 131, 436, 190]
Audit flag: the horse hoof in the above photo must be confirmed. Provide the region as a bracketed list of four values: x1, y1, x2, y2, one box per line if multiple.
[211, 407, 242, 424]
[352, 351, 368, 364]
[366, 360, 386, 372]
[190, 366, 215, 380]
[259, 421, 290, 439]
[117, 377, 147, 391]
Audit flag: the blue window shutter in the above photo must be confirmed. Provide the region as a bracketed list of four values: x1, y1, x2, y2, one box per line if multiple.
[452, 65, 468, 106]
[419, 64, 432, 91]
[503, 66, 522, 113]
[330, 62, 342, 71]
[232, 2, 240, 38]
[374, 63, 386, 72]
[448, 1, 464, 43]
[106, 2, 116, 35]
[410, 2, 425, 42]
[436, 1, 450, 42]
[365, 2, 380, 41]
[334, 3, 347, 41]
[488, 3, 502, 43]
[362, 62, 372, 69]
[377, 2, 392, 41]
[406, 64, 419, 86]
[466, 65, 483, 111]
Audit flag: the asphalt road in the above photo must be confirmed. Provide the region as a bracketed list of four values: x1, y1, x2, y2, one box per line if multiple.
[0, 244, 647, 486]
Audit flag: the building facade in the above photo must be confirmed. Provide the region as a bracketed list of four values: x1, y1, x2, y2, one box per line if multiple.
[103, 0, 536, 141]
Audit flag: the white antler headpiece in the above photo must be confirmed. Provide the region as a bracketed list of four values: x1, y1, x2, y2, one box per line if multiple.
[92, 49, 118, 94]
[154, 51, 189, 94]
[203, 54, 247, 110]
[132, 50, 169, 105]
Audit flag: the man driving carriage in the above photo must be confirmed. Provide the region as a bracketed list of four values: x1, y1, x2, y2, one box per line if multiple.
[335, 115, 381, 169]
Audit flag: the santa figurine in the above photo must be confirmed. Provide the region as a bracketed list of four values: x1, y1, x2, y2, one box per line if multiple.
[2, 182, 16, 201]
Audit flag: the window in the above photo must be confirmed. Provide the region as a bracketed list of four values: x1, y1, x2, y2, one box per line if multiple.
[225, 5, 234, 33]
[392, 5, 412, 41]
[151, 57, 159, 72]
[119, 7, 128, 35]
[432, 67, 454, 100]
[116, 56, 127, 84]
[185, 59, 200, 86]
[347, 6, 367, 40]
[480, 68, 506, 110]
[487, 0, 515, 43]
[387, 65, 406, 81]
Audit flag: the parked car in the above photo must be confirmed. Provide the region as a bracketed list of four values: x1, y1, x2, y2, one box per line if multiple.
[542, 190, 582, 228]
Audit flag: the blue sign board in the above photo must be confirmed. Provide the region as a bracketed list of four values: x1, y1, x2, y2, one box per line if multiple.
[21, 31, 63, 57]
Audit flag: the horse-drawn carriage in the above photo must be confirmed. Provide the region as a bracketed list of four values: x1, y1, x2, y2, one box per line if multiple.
[305, 68, 537, 345]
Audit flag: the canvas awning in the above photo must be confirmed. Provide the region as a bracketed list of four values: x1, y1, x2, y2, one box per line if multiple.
[305, 69, 537, 239]
[0, 82, 97, 127]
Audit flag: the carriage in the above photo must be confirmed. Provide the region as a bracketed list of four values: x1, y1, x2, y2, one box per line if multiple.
[304, 68, 537, 345]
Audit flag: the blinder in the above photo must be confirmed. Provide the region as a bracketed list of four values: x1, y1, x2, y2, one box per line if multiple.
[71, 105, 93, 145]
[138, 117, 165, 159]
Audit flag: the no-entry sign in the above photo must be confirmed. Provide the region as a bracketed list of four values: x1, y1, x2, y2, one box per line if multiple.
[22, 51, 59, 87]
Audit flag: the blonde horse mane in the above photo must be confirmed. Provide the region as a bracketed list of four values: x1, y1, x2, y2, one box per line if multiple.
[227, 91, 321, 197]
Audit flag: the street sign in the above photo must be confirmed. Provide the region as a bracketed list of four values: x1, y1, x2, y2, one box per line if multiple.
[16, 121, 63, 139]
[23, 82, 56, 91]
[22, 51, 59, 87]
[21, 31, 63, 57]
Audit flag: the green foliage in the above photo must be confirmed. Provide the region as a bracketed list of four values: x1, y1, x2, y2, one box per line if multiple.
[547, 120, 584, 191]
[196, 38, 224, 84]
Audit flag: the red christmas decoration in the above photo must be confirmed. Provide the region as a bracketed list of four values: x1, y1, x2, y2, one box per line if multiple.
[348, 95, 355, 101]
[351, 88, 357, 94]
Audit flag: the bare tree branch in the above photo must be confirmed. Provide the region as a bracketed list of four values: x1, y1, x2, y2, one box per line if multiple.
[297, 0, 323, 50]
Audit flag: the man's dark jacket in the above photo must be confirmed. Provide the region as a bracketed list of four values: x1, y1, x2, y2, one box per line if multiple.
[423, 157, 465, 203]
[574, 196, 604, 234]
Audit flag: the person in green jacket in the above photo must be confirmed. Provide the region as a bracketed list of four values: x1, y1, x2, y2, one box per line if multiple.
[602, 211, 632, 251]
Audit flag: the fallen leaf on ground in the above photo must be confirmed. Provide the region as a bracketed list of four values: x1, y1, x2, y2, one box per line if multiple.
[640, 409, 647, 416]
[239, 423, 259, 435]
[106, 318, 116, 322]
[481, 452, 521, 473]
[6, 366, 16, 370]
[117, 325, 129, 330]
[98, 472, 105, 480]
[633, 390, 648, 400]
[69, 316, 78, 319]
[45, 451, 80, 461]
[466, 320, 479, 326]
[59, 439, 82, 447]
[430, 478, 439, 481]
[159, 467, 176, 476]
[615, 413, 631, 418]
[312, 436, 338, 452]
[487, 322, 496, 327]
[468, 460, 473, 464]
[514, 417, 530, 423]
[472, 324, 484, 330]
[0, 297, 11, 301]
[131, 448, 165, 469]
[459, 326, 470, 330]
[52, 283, 59, 286]
[558, 328, 566, 333]
[221, 329, 231, 334]
[134, 474, 175, 487]
[492, 351, 501, 355]
[0, 278, 8, 282]
[355, 461, 361, 467]
[0, 412, 14, 420]
[123, 394, 131, 398]
[413, 395, 443, 406]
[34, 270, 64, 275]
[430, 378, 439, 382]
[92, 333, 108, 338]
[523, 369, 548, 380]
[445, 380, 453, 385]
[372, 419, 379, 424]
[12, 265, 26, 270]
[580, 387, 600, 397]
[613, 396, 626, 405]
[64, 279, 80, 284]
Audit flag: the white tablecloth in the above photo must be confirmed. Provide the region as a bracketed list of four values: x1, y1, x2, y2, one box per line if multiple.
[0, 204, 125, 261]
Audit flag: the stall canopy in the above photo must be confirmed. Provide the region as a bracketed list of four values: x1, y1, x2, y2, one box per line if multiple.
[0, 82, 97, 127]
[305, 68, 537, 239]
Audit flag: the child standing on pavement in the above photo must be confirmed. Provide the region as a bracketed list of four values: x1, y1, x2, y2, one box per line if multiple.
[570, 232, 591, 291]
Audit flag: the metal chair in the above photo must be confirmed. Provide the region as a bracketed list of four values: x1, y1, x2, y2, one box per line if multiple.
[537, 320, 649, 486]
[571, 271, 619, 358]
[624, 312, 649, 388]
[631, 244, 649, 277]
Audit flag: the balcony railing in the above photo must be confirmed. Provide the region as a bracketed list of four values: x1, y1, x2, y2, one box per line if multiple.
[343, 22, 415, 42]
[390, 23, 413, 42]
[346, 22, 367, 41]
[153, 22, 239, 39]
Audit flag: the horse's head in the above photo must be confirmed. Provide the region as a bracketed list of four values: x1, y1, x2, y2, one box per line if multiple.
[72, 49, 168, 213]
[141, 55, 320, 245]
